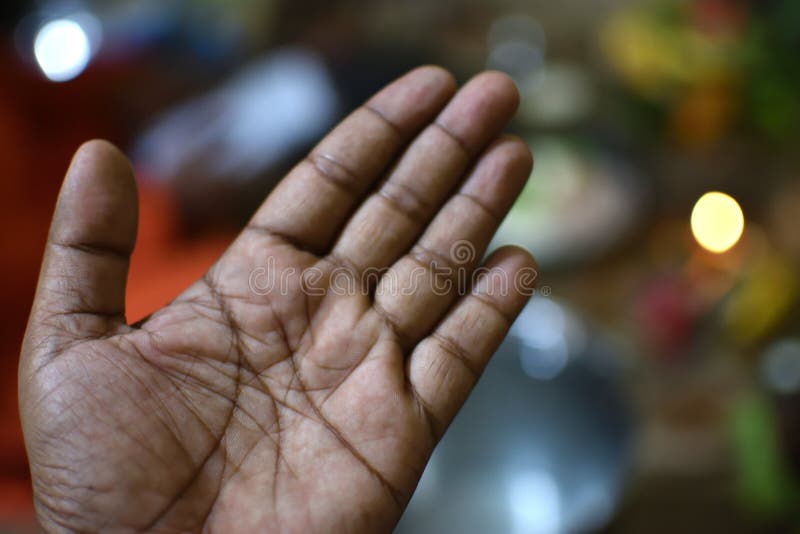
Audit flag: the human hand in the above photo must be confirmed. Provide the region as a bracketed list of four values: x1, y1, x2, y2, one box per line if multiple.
[19, 67, 537, 533]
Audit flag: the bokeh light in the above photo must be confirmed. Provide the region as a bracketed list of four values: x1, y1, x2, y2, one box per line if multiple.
[690, 191, 745, 253]
[508, 470, 561, 534]
[761, 339, 800, 395]
[33, 19, 91, 82]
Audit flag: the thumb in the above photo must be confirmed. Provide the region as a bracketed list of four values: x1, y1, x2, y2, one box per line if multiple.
[24, 140, 138, 358]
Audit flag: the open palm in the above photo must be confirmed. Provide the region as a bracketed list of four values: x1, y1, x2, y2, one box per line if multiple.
[19, 67, 537, 533]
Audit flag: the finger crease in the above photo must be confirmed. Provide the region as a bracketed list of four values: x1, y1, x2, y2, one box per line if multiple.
[244, 224, 318, 256]
[432, 121, 470, 156]
[410, 243, 463, 274]
[324, 252, 364, 280]
[362, 103, 404, 138]
[378, 181, 431, 222]
[457, 192, 502, 225]
[431, 332, 480, 380]
[49, 240, 130, 261]
[470, 292, 515, 326]
[307, 153, 361, 196]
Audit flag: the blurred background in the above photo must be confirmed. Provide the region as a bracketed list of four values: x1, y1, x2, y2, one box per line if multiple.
[1, 0, 799, 531]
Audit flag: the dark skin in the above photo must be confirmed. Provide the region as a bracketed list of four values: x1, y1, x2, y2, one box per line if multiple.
[19, 67, 537, 532]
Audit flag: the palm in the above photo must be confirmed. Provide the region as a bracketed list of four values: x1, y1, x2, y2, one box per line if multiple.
[20, 67, 537, 533]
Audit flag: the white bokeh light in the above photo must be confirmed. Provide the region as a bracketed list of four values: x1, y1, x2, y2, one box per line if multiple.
[508, 470, 562, 534]
[34, 19, 91, 82]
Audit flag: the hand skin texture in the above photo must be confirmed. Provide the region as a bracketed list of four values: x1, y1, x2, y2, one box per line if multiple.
[19, 67, 537, 533]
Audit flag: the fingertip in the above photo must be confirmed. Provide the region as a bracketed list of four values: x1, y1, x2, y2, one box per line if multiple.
[472, 70, 520, 112]
[491, 135, 534, 177]
[411, 64, 457, 93]
[487, 244, 538, 272]
[477, 245, 540, 309]
[76, 138, 126, 159]
[71, 139, 134, 176]
[66, 139, 137, 201]
[55, 139, 138, 252]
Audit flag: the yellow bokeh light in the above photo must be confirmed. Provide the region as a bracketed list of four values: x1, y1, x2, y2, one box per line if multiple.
[691, 191, 745, 253]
